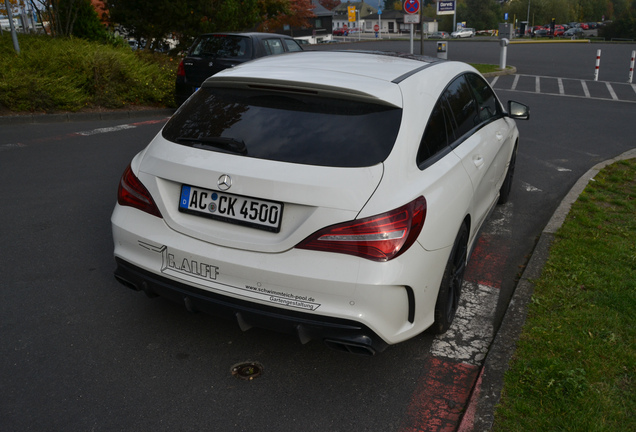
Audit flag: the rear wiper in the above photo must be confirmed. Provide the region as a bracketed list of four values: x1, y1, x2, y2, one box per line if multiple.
[176, 136, 247, 155]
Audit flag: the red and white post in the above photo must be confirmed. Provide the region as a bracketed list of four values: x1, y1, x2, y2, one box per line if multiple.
[594, 49, 601, 81]
[629, 50, 635, 84]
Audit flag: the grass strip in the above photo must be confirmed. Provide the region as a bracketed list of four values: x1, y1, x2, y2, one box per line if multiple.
[0, 34, 178, 112]
[493, 159, 636, 431]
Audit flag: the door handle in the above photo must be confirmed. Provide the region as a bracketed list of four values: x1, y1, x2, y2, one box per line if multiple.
[473, 155, 484, 168]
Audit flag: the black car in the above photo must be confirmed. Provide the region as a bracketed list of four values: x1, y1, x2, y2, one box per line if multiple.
[175, 32, 304, 105]
[564, 27, 585, 38]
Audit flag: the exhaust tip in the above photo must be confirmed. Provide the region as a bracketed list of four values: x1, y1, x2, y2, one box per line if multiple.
[114, 274, 139, 291]
[324, 339, 376, 356]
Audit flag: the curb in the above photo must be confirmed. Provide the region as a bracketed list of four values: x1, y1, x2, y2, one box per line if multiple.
[510, 39, 591, 44]
[462, 147, 636, 431]
[0, 108, 175, 126]
[483, 66, 517, 78]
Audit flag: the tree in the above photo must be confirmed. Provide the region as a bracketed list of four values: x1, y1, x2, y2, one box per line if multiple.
[600, 0, 636, 38]
[457, 0, 501, 30]
[258, 0, 315, 32]
[108, 0, 316, 51]
[108, 0, 192, 49]
[30, 0, 108, 40]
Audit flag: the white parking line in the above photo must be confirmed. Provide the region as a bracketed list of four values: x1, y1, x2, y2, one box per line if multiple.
[632, 84, 636, 95]
[76, 124, 137, 136]
[522, 182, 542, 192]
[490, 76, 499, 87]
[430, 282, 498, 366]
[606, 82, 618, 100]
[581, 80, 591, 98]
[535, 76, 541, 93]
[558, 78, 564, 95]
[512, 75, 520, 91]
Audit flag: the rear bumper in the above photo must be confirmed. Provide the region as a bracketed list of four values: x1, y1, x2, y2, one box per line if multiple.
[114, 258, 389, 355]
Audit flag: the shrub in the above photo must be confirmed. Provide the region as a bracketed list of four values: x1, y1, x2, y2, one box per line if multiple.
[0, 33, 177, 113]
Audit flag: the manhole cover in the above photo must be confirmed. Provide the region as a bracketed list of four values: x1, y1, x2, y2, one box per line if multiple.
[231, 362, 264, 381]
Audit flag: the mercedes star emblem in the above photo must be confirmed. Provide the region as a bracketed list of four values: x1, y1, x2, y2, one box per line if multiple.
[218, 174, 232, 191]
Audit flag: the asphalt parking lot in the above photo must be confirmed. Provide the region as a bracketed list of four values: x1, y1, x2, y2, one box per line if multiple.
[1, 40, 635, 431]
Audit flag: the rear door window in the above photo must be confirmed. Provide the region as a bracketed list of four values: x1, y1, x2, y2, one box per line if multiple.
[162, 87, 402, 168]
[444, 75, 479, 140]
[190, 35, 252, 59]
[283, 39, 303, 52]
[465, 73, 501, 123]
[263, 39, 285, 55]
[417, 99, 453, 168]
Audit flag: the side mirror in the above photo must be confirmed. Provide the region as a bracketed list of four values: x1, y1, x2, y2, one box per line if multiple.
[508, 100, 530, 120]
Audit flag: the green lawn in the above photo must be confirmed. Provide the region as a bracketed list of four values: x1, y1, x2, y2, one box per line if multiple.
[493, 159, 636, 431]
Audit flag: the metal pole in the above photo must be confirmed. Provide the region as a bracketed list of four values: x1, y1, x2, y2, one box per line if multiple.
[5, 0, 20, 55]
[420, 3, 424, 55]
[410, 23, 414, 54]
[629, 50, 635, 84]
[379, 7, 382, 38]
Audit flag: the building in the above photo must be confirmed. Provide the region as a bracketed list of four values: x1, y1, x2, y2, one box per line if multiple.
[332, 1, 377, 32]
[273, 0, 335, 44]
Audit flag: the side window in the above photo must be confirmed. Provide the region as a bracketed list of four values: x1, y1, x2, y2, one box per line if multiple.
[444, 75, 479, 139]
[263, 39, 285, 55]
[417, 99, 452, 167]
[284, 39, 303, 52]
[466, 73, 500, 123]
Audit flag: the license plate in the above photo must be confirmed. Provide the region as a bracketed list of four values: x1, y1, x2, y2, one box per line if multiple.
[179, 185, 283, 233]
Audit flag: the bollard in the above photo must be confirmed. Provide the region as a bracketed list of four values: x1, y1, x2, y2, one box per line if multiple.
[437, 41, 447, 60]
[594, 49, 601, 81]
[499, 38, 509, 70]
[629, 50, 635, 84]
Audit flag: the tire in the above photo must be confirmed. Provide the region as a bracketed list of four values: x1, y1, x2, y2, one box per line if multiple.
[497, 145, 517, 205]
[431, 223, 469, 334]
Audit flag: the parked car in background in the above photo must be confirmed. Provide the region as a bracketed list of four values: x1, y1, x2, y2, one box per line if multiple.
[534, 28, 549, 37]
[451, 28, 475, 38]
[564, 27, 585, 37]
[578, 22, 589, 30]
[431, 31, 450, 38]
[333, 28, 347, 36]
[175, 32, 303, 105]
[112, 50, 529, 355]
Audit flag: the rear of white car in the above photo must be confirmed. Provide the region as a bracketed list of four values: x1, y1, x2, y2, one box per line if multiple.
[112, 51, 525, 354]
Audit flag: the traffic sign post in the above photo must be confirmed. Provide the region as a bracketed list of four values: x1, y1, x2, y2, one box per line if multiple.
[404, 0, 420, 54]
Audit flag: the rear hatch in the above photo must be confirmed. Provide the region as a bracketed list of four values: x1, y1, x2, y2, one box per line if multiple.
[140, 83, 403, 253]
[184, 34, 253, 86]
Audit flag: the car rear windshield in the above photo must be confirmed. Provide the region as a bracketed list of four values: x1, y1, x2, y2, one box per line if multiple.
[190, 35, 252, 60]
[162, 87, 402, 168]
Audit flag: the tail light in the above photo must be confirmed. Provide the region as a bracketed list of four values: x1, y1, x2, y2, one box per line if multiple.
[296, 197, 426, 262]
[117, 164, 162, 218]
[177, 59, 185, 77]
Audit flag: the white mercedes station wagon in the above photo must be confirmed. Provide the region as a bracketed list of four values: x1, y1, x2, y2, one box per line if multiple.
[111, 51, 529, 355]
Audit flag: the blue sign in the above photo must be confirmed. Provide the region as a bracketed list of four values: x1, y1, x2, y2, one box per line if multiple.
[505, 12, 509, 21]
[437, 1, 455, 15]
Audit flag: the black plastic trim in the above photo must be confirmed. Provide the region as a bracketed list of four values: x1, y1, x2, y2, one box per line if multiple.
[114, 258, 389, 354]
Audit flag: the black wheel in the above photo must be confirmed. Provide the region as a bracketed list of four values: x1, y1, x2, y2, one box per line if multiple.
[498, 145, 517, 205]
[431, 223, 469, 334]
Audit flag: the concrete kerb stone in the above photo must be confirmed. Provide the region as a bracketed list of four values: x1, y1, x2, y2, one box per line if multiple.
[461, 147, 636, 432]
[0, 108, 175, 125]
[483, 66, 517, 78]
